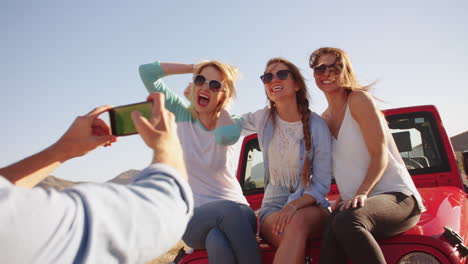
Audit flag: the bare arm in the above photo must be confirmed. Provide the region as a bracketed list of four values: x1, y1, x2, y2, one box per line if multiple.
[287, 194, 317, 210]
[0, 106, 116, 188]
[344, 91, 388, 209]
[0, 145, 64, 188]
[159, 62, 195, 76]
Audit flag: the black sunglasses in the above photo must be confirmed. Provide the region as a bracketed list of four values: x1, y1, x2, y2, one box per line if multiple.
[313, 64, 343, 75]
[193, 74, 223, 92]
[260, 70, 291, 84]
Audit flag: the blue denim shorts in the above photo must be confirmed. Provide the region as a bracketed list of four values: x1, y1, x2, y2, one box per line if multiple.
[258, 184, 292, 224]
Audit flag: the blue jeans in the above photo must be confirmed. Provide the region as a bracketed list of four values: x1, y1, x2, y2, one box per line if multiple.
[182, 200, 262, 264]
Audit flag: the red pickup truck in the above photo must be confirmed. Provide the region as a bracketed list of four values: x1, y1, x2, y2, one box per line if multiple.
[178, 105, 468, 264]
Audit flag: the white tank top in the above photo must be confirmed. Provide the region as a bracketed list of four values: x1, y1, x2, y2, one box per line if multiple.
[332, 104, 425, 211]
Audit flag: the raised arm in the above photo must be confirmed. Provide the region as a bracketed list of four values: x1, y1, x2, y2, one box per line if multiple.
[138, 61, 194, 118]
[139, 62, 194, 91]
[343, 91, 388, 210]
[241, 107, 268, 136]
[0, 106, 116, 188]
[160, 62, 195, 75]
[213, 110, 243, 145]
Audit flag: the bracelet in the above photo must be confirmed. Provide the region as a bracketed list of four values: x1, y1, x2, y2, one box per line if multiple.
[287, 203, 298, 211]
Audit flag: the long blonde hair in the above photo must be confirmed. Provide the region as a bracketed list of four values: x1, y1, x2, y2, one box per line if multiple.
[264, 57, 313, 187]
[188, 60, 239, 119]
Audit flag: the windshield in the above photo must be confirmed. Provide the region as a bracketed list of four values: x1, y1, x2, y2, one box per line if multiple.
[387, 111, 450, 174]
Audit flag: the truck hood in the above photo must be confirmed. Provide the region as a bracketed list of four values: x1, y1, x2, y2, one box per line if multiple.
[383, 186, 467, 244]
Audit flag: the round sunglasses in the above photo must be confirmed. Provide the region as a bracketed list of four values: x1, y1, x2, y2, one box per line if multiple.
[193, 74, 223, 92]
[313, 63, 343, 75]
[260, 69, 291, 84]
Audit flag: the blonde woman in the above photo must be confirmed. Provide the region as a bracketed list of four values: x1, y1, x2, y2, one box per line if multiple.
[242, 58, 332, 264]
[309, 47, 424, 264]
[139, 60, 261, 264]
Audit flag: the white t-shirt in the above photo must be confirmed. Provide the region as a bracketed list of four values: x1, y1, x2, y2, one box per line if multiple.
[178, 120, 247, 207]
[140, 61, 247, 207]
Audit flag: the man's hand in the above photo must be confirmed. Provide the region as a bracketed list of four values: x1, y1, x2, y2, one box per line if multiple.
[1, 105, 117, 187]
[54, 105, 117, 161]
[132, 92, 187, 180]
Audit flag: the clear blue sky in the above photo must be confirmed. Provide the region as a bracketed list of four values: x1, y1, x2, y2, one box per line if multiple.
[2, 0, 467, 182]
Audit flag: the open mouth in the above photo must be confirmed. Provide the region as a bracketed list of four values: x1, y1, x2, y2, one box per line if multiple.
[198, 93, 210, 107]
[271, 85, 284, 93]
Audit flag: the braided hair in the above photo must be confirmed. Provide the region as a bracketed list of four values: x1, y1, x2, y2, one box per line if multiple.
[264, 58, 313, 187]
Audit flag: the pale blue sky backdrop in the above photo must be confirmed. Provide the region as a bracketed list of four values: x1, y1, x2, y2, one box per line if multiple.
[2, 0, 467, 182]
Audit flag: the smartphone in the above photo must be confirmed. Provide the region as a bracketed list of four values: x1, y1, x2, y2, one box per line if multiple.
[109, 101, 152, 136]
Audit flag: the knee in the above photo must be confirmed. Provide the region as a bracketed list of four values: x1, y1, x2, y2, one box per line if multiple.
[212, 201, 257, 235]
[240, 205, 258, 233]
[218, 201, 248, 224]
[216, 201, 242, 217]
[183, 228, 202, 249]
[331, 210, 366, 238]
[206, 228, 230, 249]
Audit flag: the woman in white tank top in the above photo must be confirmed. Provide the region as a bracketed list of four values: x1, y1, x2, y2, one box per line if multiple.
[309, 47, 424, 264]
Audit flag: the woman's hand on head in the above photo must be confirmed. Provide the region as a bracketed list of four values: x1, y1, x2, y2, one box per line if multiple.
[184, 83, 192, 100]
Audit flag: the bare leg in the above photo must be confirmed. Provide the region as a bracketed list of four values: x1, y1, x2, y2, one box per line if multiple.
[261, 206, 328, 264]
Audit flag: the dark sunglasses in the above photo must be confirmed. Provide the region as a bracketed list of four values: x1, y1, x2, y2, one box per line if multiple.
[313, 63, 343, 75]
[193, 74, 223, 92]
[260, 70, 291, 84]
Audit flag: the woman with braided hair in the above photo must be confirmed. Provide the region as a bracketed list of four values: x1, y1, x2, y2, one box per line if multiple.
[242, 57, 332, 264]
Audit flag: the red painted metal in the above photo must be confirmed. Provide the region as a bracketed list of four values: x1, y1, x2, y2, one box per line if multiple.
[179, 105, 468, 264]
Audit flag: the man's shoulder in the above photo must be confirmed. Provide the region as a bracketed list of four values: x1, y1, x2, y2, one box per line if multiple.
[0, 176, 11, 187]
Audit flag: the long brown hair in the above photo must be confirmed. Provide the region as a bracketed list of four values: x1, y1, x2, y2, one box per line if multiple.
[264, 57, 312, 187]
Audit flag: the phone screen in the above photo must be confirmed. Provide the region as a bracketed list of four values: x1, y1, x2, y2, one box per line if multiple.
[109, 101, 152, 136]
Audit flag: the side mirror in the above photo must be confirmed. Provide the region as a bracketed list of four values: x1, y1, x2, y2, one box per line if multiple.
[462, 151, 468, 177]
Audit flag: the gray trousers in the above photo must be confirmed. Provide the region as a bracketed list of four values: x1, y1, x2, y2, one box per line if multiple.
[182, 200, 262, 264]
[319, 192, 421, 264]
